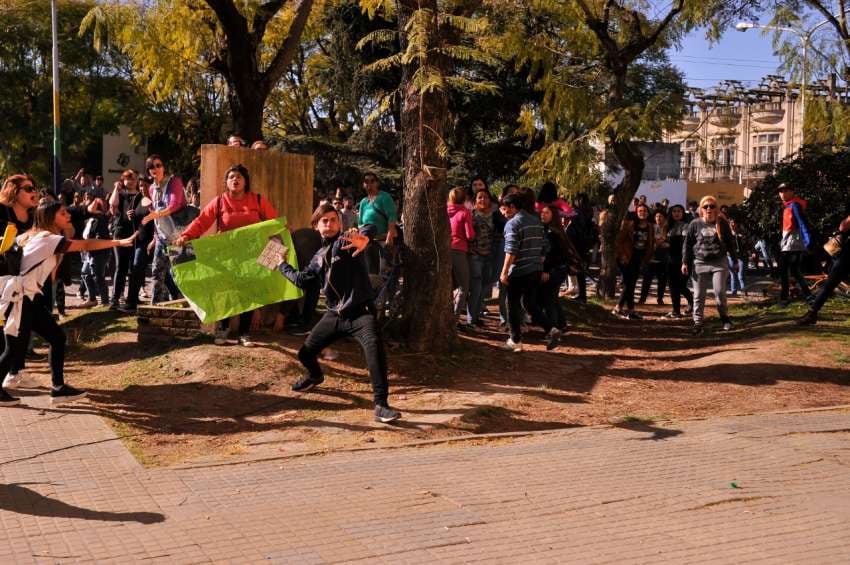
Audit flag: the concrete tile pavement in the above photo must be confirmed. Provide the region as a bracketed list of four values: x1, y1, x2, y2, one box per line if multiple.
[1, 394, 850, 563]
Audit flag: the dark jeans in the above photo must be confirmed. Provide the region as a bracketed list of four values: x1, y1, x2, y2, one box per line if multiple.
[779, 251, 811, 300]
[640, 259, 668, 303]
[298, 307, 389, 406]
[126, 245, 150, 306]
[811, 239, 850, 312]
[0, 297, 65, 388]
[152, 239, 181, 304]
[82, 250, 110, 304]
[575, 251, 590, 302]
[467, 253, 493, 324]
[667, 259, 693, 314]
[218, 311, 253, 337]
[111, 245, 134, 306]
[617, 252, 644, 311]
[507, 271, 552, 343]
[537, 266, 567, 331]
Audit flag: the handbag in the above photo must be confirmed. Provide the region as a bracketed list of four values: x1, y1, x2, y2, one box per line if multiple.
[823, 234, 843, 257]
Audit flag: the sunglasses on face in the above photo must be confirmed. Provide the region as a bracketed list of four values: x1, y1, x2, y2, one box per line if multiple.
[148, 163, 164, 170]
[702, 204, 717, 210]
[20, 185, 36, 193]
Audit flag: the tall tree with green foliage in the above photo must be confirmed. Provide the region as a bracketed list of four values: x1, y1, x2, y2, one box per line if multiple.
[0, 0, 140, 182]
[83, 0, 316, 142]
[358, 0, 496, 351]
[493, 0, 758, 297]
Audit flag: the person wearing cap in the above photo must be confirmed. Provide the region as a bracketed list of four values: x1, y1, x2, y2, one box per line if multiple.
[777, 183, 814, 307]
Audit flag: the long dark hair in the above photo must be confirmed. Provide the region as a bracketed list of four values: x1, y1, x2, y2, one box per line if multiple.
[542, 204, 570, 252]
[538, 181, 559, 204]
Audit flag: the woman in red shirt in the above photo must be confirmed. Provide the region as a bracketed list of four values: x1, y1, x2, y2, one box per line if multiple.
[175, 164, 278, 346]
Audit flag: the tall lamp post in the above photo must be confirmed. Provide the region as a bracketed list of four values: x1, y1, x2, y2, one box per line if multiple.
[736, 18, 833, 143]
[50, 0, 61, 195]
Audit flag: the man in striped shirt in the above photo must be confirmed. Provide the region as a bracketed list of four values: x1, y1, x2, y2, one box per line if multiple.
[499, 192, 561, 352]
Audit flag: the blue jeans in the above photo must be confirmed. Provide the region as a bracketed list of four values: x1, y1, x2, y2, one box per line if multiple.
[728, 256, 745, 293]
[467, 254, 493, 324]
[127, 245, 150, 306]
[81, 250, 110, 304]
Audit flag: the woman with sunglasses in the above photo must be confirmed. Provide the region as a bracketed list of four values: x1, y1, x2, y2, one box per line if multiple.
[682, 196, 737, 335]
[0, 200, 136, 406]
[141, 154, 186, 304]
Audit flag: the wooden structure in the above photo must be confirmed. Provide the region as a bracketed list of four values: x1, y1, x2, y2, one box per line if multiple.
[137, 299, 203, 343]
[199, 145, 314, 231]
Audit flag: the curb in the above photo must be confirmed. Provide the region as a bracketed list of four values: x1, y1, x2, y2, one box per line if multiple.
[166, 404, 850, 471]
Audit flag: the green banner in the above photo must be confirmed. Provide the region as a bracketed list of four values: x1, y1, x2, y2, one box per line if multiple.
[172, 218, 303, 323]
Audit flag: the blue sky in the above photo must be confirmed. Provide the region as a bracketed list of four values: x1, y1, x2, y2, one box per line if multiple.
[670, 28, 785, 88]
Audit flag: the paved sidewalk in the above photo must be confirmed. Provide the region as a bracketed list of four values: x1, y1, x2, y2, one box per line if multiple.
[1, 396, 849, 564]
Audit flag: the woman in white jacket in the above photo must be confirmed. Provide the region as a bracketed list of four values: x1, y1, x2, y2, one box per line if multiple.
[0, 200, 135, 406]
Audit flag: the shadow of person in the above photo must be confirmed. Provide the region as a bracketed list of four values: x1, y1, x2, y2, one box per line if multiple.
[0, 483, 165, 524]
[614, 420, 683, 441]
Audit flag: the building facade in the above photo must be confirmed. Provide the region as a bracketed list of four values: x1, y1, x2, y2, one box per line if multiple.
[663, 77, 809, 186]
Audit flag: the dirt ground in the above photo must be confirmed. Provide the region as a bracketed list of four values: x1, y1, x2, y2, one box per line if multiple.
[18, 291, 850, 467]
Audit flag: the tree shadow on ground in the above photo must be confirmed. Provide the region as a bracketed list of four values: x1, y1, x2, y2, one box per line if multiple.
[77, 383, 376, 435]
[0, 483, 164, 524]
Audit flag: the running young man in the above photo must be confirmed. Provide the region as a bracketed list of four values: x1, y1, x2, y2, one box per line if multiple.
[277, 203, 401, 423]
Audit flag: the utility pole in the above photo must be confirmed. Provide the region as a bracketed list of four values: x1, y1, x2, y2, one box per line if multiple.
[51, 0, 61, 195]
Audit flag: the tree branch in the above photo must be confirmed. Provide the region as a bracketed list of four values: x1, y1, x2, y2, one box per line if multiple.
[202, 0, 248, 43]
[805, 0, 850, 41]
[252, 0, 288, 44]
[260, 0, 315, 93]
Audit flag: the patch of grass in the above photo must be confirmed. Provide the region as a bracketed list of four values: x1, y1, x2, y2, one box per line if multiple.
[618, 415, 657, 425]
[831, 352, 850, 365]
[107, 420, 156, 467]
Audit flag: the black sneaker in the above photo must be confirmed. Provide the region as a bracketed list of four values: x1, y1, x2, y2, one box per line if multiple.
[627, 312, 643, 320]
[691, 324, 704, 336]
[804, 294, 816, 306]
[797, 310, 818, 326]
[0, 388, 20, 406]
[291, 374, 324, 393]
[374, 405, 401, 423]
[50, 385, 87, 405]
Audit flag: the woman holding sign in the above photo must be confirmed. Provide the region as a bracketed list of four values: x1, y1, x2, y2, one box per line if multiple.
[174, 164, 277, 347]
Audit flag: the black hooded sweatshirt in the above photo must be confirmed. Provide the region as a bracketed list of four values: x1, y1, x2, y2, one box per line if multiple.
[279, 232, 374, 318]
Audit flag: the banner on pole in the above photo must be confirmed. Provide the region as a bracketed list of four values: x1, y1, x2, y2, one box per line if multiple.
[172, 218, 303, 323]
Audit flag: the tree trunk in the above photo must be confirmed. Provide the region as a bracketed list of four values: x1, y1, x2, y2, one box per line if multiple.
[396, 6, 456, 353]
[597, 138, 645, 298]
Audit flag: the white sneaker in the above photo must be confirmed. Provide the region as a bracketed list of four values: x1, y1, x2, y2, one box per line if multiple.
[79, 300, 98, 308]
[238, 336, 255, 347]
[2, 372, 38, 389]
[501, 338, 523, 352]
[322, 347, 339, 361]
[214, 329, 228, 345]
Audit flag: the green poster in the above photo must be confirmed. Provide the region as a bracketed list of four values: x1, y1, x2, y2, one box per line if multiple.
[172, 218, 303, 323]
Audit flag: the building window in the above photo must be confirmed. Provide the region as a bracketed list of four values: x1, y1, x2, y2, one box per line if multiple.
[712, 147, 736, 166]
[752, 133, 780, 164]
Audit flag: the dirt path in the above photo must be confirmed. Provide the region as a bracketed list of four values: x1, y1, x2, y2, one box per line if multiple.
[23, 296, 850, 466]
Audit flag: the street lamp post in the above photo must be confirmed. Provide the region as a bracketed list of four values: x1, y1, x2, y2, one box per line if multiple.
[736, 19, 834, 143]
[50, 0, 61, 196]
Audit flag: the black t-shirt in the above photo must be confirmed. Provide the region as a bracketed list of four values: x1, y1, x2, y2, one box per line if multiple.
[0, 205, 33, 234]
[633, 223, 650, 251]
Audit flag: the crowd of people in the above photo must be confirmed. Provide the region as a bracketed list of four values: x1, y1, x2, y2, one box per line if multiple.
[0, 142, 847, 422]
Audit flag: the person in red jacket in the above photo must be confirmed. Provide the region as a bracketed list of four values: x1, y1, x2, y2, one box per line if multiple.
[447, 187, 475, 324]
[174, 164, 277, 346]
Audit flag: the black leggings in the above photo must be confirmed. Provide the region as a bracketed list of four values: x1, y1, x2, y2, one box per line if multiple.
[640, 259, 668, 303]
[0, 297, 66, 388]
[811, 239, 850, 313]
[111, 245, 134, 305]
[779, 251, 811, 300]
[617, 251, 644, 310]
[298, 308, 389, 406]
[667, 259, 693, 314]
